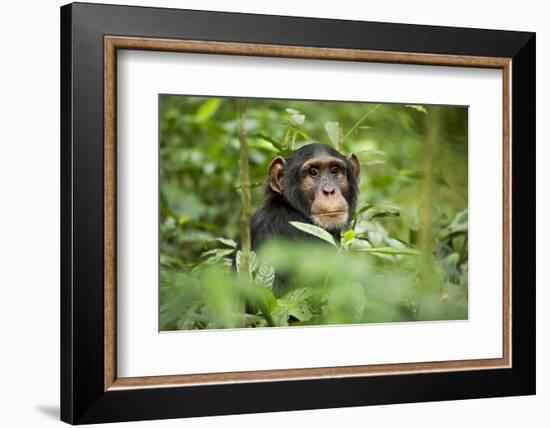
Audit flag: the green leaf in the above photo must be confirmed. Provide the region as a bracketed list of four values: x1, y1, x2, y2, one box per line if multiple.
[194, 248, 235, 271]
[252, 133, 284, 151]
[355, 203, 404, 221]
[355, 203, 375, 217]
[350, 247, 419, 256]
[195, 98, 222, 122]
[255, 264, 275, 289]
[241, 314, 267, 327]
[342, 229, 356, 247]
[286, 108, 305, 125]
[286, 121, 310, 140]
[215, 237, 238, 248]
[200, 248, 235, 259]
[283, 287, 316, 303]
[272, 299, 313, 324]
[439, 209, 468, 239]
[366, 206, 401, 220]
[289, 221, 338, 247]
[324, 121, 343, 149]
[355, 149, 388, 166]
[235, 250, 258, 276]
[405, 104, 428, 114]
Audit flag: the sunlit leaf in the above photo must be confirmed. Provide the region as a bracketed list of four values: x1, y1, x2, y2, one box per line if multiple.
[324, 121, 343, 148]
[286, 108, 305, 125]
[196, 98, 222, 122]
[216, 237, 237, 248]
[289, 221, 338, 247]
[405, 104, 428, 114]
[342, 229, 356, 247]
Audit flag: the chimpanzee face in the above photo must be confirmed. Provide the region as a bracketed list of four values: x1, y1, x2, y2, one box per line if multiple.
[267, 144, 360, 232]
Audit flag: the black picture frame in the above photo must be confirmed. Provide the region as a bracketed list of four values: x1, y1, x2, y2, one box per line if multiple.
[61, 2, 535, 424]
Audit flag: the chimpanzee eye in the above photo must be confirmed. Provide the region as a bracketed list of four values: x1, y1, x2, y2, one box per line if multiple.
[308, 168, 319, 177]
[330, 166, 340, 175]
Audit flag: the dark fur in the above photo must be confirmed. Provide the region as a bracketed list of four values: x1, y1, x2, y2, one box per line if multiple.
[251, 143, 359, 251]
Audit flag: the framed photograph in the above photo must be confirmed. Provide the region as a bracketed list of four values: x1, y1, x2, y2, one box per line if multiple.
[60, 2, 535, 424]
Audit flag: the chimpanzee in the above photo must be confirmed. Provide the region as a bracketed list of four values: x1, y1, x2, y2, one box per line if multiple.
[251, 143, 360, 250]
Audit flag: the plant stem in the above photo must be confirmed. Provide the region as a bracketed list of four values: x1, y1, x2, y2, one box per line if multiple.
[237, 98, 252, 278]
[343, 104, 381, 142]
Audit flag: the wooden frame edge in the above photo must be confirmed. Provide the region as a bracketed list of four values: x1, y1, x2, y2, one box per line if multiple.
[103, 35, 513, 391]
[106, 36, 511, 68]
[104, 36, 117, 390]
[110, 357, 508, 390]
[502, 61, 512, 369]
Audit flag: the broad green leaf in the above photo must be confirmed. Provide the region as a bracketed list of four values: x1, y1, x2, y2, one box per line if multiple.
[286, 108, 305, 125]
[283, 287, 316, 303]
[272, 299, 313, 324]
[289, 221, 338, 247]
[287, 302, 312, 322]
[235, 250, 258, 276]
[255, 264, 275, 289]
[196, 98, 222, 122]
[324, 121, 343, 148]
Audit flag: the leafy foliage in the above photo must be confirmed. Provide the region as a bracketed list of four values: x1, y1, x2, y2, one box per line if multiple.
[159, 96, 468, 330]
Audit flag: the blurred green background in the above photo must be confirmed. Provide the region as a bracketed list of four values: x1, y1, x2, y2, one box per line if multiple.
[159, 95, 468, 331]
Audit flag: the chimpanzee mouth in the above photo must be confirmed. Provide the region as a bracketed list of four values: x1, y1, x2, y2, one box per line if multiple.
[312, 210, 346, 216]
[311, 211, 349, 231]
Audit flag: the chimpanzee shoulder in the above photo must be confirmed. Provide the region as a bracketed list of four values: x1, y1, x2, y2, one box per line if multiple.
[250, 192, 316, 250]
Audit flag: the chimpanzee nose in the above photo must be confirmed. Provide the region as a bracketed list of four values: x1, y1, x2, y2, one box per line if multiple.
[322, 184, 336, 196]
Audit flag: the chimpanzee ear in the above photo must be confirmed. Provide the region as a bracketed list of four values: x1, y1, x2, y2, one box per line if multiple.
[347, 153, 361, 184]
[268, 156, 286, 194]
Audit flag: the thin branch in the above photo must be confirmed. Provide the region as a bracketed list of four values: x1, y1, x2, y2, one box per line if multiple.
[343, 104, 381, 142]
[237, 98, 252, 278]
